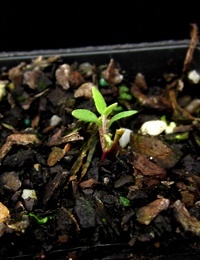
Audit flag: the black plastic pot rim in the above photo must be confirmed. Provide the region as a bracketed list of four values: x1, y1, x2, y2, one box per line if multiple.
[0, 39, 196, 61]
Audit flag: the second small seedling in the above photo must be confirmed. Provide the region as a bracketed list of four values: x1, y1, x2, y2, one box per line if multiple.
[72, 86, 137, 159]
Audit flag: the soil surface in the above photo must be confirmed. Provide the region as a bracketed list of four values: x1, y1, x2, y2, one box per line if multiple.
[1, 32, 200, 259]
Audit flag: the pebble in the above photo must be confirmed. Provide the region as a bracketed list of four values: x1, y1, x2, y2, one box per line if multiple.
[139, 120, 167, 136]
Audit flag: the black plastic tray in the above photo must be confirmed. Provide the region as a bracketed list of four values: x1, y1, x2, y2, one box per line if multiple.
[0, 40, 200, 78]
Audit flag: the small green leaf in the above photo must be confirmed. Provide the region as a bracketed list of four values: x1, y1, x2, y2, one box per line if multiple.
[103, 102, 118, 117]
[92, 87, 107, 114]
[119, 196, 130, 207]
[29, 213, 49, 224]
[72, 109, 100, 125]
[104, 134, 113, 150]
[104, 134, 112, 143]
[175, 132, 189, 140]
[108, 110, 138, 127]
[119, 85, 129, 93]
[119, 93, 132, 101]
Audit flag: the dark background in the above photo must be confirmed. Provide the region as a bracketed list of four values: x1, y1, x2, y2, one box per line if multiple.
[0, 1, 200, 52]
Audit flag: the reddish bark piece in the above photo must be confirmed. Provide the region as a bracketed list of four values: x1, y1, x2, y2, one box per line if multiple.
[130, 134, 182, 169]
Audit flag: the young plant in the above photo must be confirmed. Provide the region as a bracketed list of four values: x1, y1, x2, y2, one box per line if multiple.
[72, 86, 137, 159]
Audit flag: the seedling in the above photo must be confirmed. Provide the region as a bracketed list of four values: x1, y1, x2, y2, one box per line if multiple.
[72, 86, 137, 159]
[29, 213, 50, 224]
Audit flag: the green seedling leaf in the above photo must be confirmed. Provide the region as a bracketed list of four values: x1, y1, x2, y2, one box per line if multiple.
[175, 132, 189, 140]
[119, 85, 129, 93]
[72, 109, 101, 125]
[108, 110, 138, 127]
[92, 87, 107, 114]
[104, 134, 113, 144]
[119, 196, 131, 207]
[103, 102, 118, 117]
[29, 213, 49, 224]
[161, 115, 167, 123]
[104, 134, 113, 150]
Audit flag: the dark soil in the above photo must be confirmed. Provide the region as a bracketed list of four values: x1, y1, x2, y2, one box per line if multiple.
[1, 32, 200, 259]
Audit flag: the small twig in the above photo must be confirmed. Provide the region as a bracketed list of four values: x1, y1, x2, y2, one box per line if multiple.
[79, 137, 98, 181]
[69, 124, 98, 178]
[182, 23, 199, 75]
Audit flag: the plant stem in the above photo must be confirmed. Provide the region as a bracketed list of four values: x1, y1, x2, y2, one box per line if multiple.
[101, 151, 108, 160]
[98, 116, 109, 152]
[100, 128, 125, 160]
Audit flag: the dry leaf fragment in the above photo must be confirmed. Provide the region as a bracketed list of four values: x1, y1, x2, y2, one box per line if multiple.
[130, 133, 182, 169]
[173, 200, 200, 236]
[0, 202, 10, 223]
[133, 154, 166, 179]
[56, 64, 71, 90]
[6, 133, 41, 145]
[47, 147, 65, 166]
[79, 178, 99, 188]
[131, 73, 171, 112]
[78, 62, 95, 78]
[0, 133, 41, 162]
[26, 55, 60, 70]
[102, 58, 123, 85]
[47, 130, 84, 146]
[8, 62, 26, 86]
[56, 64, 85, 90]
[63, 143, 71, 153]
[74, 82, 94, 98]
[137, 198, 170, 225]
[23, 69, 52, 90]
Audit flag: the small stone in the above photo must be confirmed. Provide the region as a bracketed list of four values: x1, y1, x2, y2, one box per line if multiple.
[21, 189, 37, 200]
[119, 128, 133, 148]
[0, 172, 21, 191]
[188, 70, 200, 84]
[139, 120, 167, 136]
[50, 115, 62, 126]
